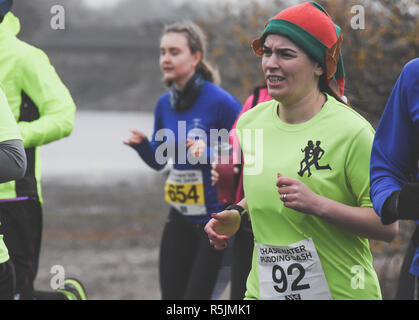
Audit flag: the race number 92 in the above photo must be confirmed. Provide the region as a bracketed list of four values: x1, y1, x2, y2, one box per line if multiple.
[272, 263, 310, 293]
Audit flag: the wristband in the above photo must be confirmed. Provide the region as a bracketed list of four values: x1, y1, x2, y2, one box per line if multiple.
[225, 204, 247, 216]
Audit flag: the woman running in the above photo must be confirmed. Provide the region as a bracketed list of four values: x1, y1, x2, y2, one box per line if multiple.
[205, 1, 398, 300]
[124, 20, 241, 299]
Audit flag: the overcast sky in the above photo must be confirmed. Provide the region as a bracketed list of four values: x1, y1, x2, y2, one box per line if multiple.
[83, 0, 201, 8]
[82, 0, 127, 9]
[81, 0, 245, 9]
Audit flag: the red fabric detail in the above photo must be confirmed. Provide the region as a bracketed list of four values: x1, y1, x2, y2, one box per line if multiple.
[336, 77, 345, 97]
[325, 33, 343, 79]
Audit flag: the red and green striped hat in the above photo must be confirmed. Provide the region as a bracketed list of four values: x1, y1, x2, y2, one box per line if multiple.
[252, 1, 345, 96]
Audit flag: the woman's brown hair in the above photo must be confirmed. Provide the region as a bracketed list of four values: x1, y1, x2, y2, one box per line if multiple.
[319, 73, 349, 106]
[162, 20, 221, 86]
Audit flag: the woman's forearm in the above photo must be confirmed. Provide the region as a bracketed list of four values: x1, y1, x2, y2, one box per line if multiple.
[131, 139, 167, 171]
[314, 195, 398, 242]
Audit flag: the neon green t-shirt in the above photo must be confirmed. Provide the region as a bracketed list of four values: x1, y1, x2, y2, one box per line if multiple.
[0, 88, 22, 264]
[236, 94, 381, 300]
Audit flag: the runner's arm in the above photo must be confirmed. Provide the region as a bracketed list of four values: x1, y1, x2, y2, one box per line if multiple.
[0, 139, 27, 183]
[130, 138, 167, 171]
[277, 175, 398, 242]
[312, 198, 398, 242]
[205, 198, 248, 250]
[370, 61, 419, 224]
[18, 48, 76, 148]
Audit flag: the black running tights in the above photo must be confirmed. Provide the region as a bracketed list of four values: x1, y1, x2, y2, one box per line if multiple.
[159, 209, 224, 300]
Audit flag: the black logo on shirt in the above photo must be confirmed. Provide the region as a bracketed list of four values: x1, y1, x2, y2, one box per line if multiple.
[297, 140, 331, 177]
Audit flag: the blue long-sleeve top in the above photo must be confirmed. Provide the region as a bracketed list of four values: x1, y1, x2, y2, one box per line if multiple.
[370, 58, 419, 276]
[132, 81, 241, 223]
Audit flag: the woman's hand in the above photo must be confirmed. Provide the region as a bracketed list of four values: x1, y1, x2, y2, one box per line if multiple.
[204, 209, 242, 250]
[186, 139, 206, 158]
[123, 129, 146, 146]
[276, 173, 321, 216]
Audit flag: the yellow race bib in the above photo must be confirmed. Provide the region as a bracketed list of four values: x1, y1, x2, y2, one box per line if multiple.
[164, 169, 206, 216]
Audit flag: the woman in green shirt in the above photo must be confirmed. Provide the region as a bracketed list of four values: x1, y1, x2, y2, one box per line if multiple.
[205, 2, 398, 300]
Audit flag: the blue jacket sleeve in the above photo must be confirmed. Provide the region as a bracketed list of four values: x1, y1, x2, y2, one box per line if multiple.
[370, 59, 419, 217]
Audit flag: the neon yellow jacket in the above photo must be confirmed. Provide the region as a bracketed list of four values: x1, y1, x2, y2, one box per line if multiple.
[0, 88, 23, 264]
[0, 12, 76, 202]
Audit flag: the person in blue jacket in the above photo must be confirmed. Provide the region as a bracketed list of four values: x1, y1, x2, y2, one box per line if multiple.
[370, 57, 419, 299]
[124, 20, 241, 299]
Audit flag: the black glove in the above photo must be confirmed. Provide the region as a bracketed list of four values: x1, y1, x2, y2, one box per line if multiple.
[381, 183, 419, 225]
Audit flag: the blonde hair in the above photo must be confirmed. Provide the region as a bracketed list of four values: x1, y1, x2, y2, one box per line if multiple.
[162, 20, 220, 86]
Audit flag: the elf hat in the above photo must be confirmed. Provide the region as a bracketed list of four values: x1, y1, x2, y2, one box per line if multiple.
[252, 1, 345, 96]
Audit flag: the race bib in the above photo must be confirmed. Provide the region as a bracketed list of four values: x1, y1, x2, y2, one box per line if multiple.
[257, 238, 332, 300]
[164, 169, 206, 216]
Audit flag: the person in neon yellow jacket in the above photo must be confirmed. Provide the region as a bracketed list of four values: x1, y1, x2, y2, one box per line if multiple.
[0, 11, 75, 200]
[0, 4, 85, 300]
[0, 87, 26, 300]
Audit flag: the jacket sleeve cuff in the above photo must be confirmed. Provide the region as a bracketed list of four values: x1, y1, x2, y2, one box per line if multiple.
[381, 191, 400, 225]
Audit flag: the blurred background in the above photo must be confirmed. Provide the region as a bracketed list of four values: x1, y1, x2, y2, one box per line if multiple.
[10, 0, 419, 299]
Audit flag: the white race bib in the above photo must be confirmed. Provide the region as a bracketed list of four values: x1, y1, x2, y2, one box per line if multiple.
[257, 238, 332, 300]
[164, 169, 206, 216]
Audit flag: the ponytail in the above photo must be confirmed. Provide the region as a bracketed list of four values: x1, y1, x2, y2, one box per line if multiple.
[196, 60, 220, 85]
